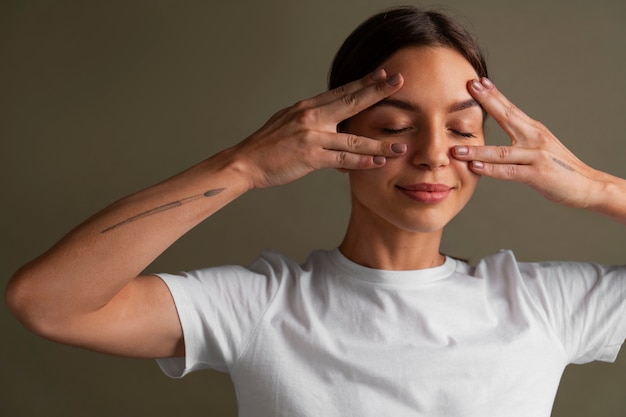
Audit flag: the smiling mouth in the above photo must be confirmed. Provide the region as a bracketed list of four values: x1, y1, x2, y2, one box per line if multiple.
[396, 183, 452, 203]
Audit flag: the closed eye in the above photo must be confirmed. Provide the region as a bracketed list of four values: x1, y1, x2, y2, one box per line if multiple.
[382, 127, 412, 135]
[450, 129, 476, 138]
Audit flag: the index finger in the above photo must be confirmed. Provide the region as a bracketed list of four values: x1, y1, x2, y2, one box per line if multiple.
[307, 68, 387, 107]
[318, 72, 405, 123]
[468, 78, 535, 144]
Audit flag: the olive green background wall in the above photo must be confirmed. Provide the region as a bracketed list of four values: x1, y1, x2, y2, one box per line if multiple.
[1, 0, 624, 416]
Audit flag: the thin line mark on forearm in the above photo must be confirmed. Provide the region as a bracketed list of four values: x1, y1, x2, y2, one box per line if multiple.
[101, 188, 226, 233]
[552, 157, 575, 173]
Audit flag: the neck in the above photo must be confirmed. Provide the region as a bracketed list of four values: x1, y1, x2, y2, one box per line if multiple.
[339, 215, 445, 271]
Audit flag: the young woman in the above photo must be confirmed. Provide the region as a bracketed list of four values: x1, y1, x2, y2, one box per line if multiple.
[6, 6, 626, 416]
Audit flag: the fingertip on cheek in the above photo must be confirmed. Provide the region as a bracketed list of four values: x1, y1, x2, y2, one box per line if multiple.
[391, 143, 407, 154]
[453, 146, 469, 156]
[470, 160, 484, 170]
[373, 156, 386, 166]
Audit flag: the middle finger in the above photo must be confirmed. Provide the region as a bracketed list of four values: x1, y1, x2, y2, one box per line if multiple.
[319, 73, 404, 124]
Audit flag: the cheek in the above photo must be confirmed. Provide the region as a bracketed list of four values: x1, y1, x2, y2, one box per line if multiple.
[348, 162, 400, 201]
[349, 165, 390, 187]
[453, 159, 481, 190]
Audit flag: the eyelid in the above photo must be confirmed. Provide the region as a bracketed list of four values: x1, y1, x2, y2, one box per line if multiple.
[382, 127, 413, 135]
[450, 129, 477, 138]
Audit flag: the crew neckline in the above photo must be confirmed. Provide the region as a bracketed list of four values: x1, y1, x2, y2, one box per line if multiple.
[327, 248, 458, 287]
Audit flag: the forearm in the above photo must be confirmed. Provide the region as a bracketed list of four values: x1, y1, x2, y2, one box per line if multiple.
[7, 146, 250, 327]
[6, 70, 406, 345]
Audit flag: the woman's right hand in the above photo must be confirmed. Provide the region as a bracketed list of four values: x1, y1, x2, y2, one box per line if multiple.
[5, 69, 407, 360]
[231, 69, 407, 189]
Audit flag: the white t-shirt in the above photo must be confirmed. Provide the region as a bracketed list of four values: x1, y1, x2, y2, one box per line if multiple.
[156, 249, 626, 417]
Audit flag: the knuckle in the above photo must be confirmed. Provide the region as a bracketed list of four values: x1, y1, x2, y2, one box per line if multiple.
[536, 149, 551, 164]
[345, 134, 362, 151]
[505, 164, 517, 178]
[495, 146, 510, 159]
[297, 107, 321, 125]
[532, 123, 551, 145]
[342, 93, 358, 107]
[293, 98, 312, 110]
[332, 84, 349, 98]
[336, 151, 348, 166]
[535, 132, 548, 146]
[300, 130, 316, 145]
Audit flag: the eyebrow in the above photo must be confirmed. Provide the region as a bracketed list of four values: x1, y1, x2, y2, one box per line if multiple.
[372, 98, 480, 114]
[448, 98, 480, 113]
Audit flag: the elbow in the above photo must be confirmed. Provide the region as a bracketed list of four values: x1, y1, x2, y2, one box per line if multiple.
[6, 268, 30, 322]
[5, 266, 56, 339]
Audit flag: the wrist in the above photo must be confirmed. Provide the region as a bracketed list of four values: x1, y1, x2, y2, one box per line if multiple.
[586, 171, 626, 224]
[206, 145, 259, 193]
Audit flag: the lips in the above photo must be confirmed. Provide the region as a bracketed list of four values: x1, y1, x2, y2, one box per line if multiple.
[396, 183, 452, 203]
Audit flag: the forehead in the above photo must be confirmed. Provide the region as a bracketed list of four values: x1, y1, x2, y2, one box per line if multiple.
[378, 46, 479, 105]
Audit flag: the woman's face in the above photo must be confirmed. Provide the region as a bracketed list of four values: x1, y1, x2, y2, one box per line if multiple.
[345, 46, 484, 236]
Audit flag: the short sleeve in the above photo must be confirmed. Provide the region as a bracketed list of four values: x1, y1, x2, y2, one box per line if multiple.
[520, 260, 626, 364]
[155, 262, 279, 377]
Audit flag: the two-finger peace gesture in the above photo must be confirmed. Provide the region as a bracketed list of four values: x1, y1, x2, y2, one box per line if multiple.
[452, 77, 604, 209]
[232, 69, 408, 190]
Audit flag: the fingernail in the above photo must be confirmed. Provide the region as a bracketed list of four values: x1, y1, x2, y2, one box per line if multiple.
[455, 146, 468, 155]
[481, 77, 494, 89]
[471, 79, 484, 92]
[387, 73, 402, 86]
[471, 160, 484, 169]
[373, 156, 386, 165]
[391, 143, 407, 153]
[370, 69, 386, 81]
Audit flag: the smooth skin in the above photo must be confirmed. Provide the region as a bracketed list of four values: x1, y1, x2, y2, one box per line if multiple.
[340, 46, 485, 270]
[6, 46, 626, 360]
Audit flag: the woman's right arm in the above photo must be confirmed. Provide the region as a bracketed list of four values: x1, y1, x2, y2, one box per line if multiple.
[5, 70, 406, 359]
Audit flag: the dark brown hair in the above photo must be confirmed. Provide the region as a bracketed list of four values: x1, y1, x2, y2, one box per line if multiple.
[328, 6, 488, 89]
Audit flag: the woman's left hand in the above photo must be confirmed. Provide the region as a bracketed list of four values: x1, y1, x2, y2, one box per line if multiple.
[452, 77, 605, 210]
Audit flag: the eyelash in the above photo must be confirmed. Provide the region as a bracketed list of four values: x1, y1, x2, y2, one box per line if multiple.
[382, 128, 411, 135]
[451, 130, 476, 138]
[382, 128, 476, 139]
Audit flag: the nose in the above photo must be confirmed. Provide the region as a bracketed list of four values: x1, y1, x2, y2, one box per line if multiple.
[410, 127, 450, 170]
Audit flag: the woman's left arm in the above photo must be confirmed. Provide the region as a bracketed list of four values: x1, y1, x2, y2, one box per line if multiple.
[452, 77, 626, 226]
